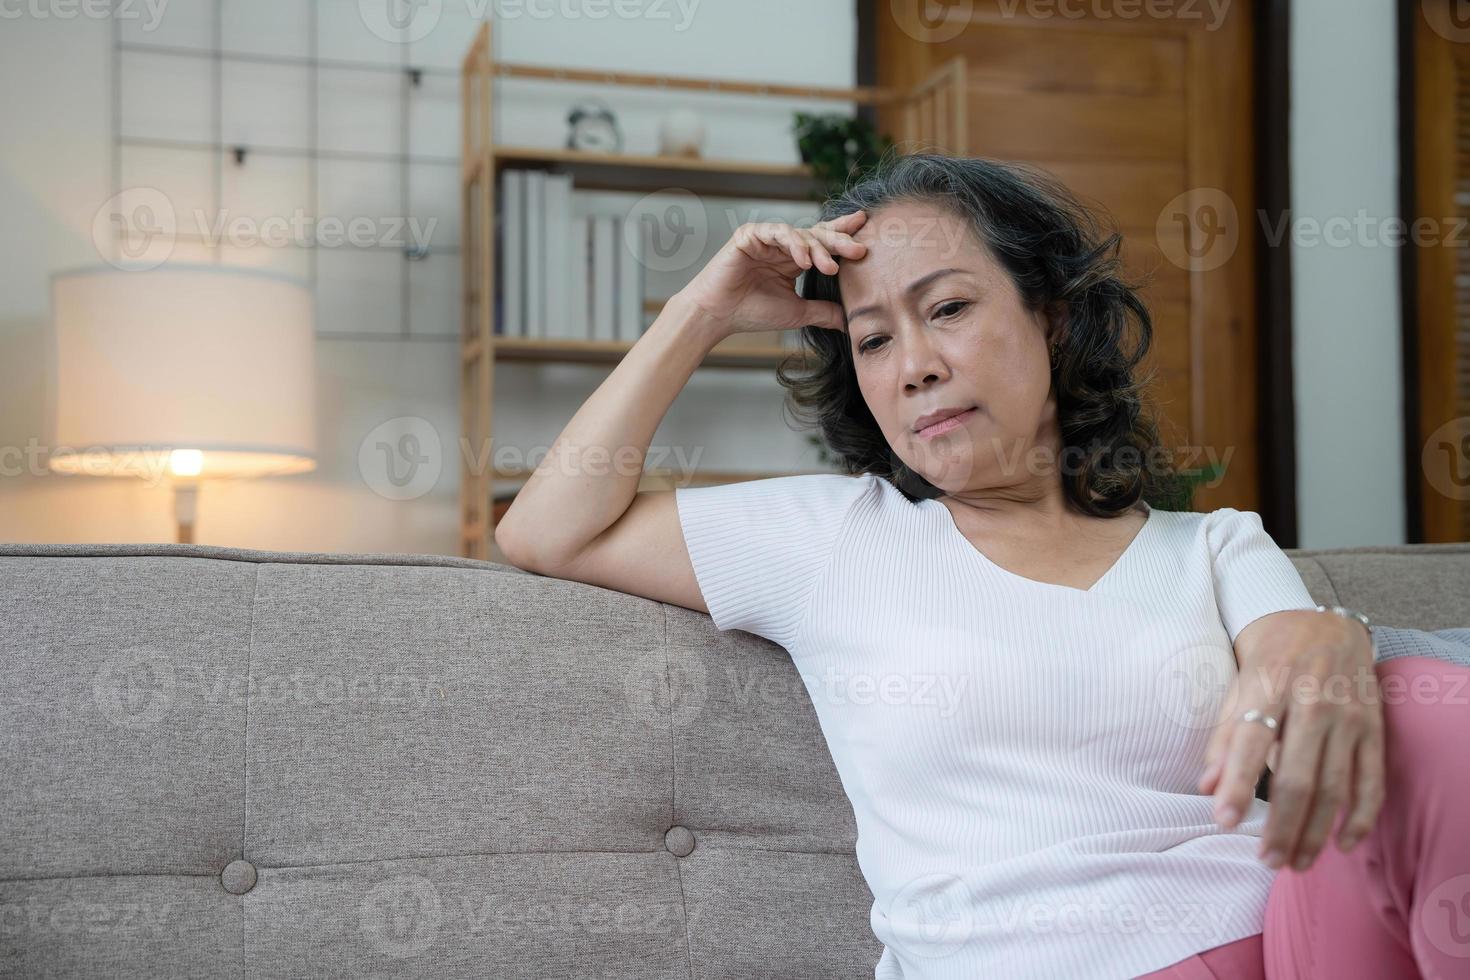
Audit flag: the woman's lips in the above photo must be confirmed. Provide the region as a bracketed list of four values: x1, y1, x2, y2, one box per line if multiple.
[915, 406, 977, 440]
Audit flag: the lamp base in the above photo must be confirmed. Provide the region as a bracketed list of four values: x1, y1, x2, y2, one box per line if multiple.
[173, 482, 199, 545]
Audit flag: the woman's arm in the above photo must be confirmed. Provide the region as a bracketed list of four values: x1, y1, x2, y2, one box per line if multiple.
[1200, 609, 1383, 872]
[493, 296, 723, 614]
[494, 295, 722, 573]
[493, 214, 866, 612]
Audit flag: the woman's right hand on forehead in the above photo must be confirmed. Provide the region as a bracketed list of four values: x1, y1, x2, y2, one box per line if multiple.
[671, 209, 868, 339]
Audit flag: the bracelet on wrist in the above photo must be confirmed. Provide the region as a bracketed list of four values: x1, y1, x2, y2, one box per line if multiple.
[1314, 603, 1376, 656]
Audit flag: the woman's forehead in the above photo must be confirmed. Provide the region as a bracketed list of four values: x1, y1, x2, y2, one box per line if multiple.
[838, 221, 997, 294]
[846, 205, 986, 269]
[851, 200, 972, 240]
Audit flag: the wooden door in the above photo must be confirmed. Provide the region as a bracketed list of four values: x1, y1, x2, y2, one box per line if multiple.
[876, 0, 1259, 513]
[1412, 2, 1470, 543]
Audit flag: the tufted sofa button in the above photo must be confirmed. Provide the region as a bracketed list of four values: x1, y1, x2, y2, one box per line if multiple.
[664, 825, 695, 857]
[220, 859, 258, 895]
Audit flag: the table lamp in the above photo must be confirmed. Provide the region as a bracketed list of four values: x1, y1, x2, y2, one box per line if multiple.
[46, 264, 317, 544]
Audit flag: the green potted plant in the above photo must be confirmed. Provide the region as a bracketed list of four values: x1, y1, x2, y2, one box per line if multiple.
[792, 111, 894, 201]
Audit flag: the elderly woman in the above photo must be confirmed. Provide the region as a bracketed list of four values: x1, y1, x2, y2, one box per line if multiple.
[495, 153, 1469, 979]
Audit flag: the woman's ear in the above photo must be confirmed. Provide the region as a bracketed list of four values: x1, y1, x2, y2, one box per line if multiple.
[1043, 300, 1070, 348]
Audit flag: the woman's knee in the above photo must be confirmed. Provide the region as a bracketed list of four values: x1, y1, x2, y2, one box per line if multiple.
[1374, 655, 1470, 782]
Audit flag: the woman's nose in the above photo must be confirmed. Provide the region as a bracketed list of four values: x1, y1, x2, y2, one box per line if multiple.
[901, 331, 948, 390]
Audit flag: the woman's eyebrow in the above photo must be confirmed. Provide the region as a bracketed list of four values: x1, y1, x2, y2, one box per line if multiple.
[844, 267, 974, 325]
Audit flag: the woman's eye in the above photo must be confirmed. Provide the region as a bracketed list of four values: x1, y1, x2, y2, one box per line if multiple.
[858, 336, 886, 354]
[936, 300, 968, 319]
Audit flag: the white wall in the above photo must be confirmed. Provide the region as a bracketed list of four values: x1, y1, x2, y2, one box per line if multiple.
[4, 1, 1411, 553]
[0, 0, 856, 554]
[1289, 0, 1405, 546]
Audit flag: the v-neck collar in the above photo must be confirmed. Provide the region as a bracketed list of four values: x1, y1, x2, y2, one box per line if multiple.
[929, 498, 1154, 594]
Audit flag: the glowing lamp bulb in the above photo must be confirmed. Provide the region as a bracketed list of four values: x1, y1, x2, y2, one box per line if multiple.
[169, 449, 204, 477]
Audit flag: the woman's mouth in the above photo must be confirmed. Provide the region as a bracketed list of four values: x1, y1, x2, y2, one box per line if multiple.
[915, 407, 977, 441]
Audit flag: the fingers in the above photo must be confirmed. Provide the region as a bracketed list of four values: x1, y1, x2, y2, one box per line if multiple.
[805, 234, 839, 275]
[799, 299, 847, 332]
[819, 209, 868, 233]
[1256, 700, 1329, 869]
[809, 224, 867, 263]
[1210, 709, 1276, 831]
[739, 219, 866, 276]
[1289, 663, 1382, 867]
[1337, 716, 1385, 853]
[1198, 674, 1245, 796]
[1197, 755, 1223, 796]
[746, 223, 825, 273]
[788, 225, 865, 274]
[1285, 721, 1355, 870]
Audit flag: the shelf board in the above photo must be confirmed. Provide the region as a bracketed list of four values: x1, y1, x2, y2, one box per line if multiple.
[491, 61, 892, 105]
[492, 336, 804, 369]
[492, 144, 820, 201]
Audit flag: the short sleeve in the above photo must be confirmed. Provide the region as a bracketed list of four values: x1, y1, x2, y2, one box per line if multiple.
[1206, 507, 1317, 644]
[675, 472, 875, 647]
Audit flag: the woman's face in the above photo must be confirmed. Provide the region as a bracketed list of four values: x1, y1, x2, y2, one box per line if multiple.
[835, 199, 1060, 496]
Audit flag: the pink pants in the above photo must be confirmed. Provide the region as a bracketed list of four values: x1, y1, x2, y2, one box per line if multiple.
[1139, 656, 1470, 979]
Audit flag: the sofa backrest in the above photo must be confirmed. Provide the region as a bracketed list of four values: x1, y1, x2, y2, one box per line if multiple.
[2, 540, 1468, 978]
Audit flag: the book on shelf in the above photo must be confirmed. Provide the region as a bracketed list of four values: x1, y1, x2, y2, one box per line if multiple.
[523, 170, 545, 338]
[568, 212, 590, 341]
[617, 213, 646, 342]
[498, 168, 524, 337]
[590, 214, 617, 341]
[499, 169, 695, 347]
[542, 172, 570, 339]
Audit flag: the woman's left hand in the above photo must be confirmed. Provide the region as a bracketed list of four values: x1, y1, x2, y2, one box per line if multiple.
[1198, 609, 1384, 872]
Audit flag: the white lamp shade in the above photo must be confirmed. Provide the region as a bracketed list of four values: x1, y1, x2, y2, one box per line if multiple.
[47, 265, 317, 480]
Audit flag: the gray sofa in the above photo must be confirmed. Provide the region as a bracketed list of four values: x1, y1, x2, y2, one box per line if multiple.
[3, 539, 1469, 979]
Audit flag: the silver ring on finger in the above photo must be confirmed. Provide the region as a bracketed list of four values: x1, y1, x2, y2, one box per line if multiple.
[1240, 708, 1280, 736]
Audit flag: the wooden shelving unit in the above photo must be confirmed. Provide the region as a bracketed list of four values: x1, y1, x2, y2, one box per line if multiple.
[459, 22, 966, 559]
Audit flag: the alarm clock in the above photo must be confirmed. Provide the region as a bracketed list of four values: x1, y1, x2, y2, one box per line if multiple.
[566, 100, 623, 153]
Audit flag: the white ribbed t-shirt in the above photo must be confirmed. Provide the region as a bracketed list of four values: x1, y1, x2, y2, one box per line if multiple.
[674, 471, 1317, 980]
